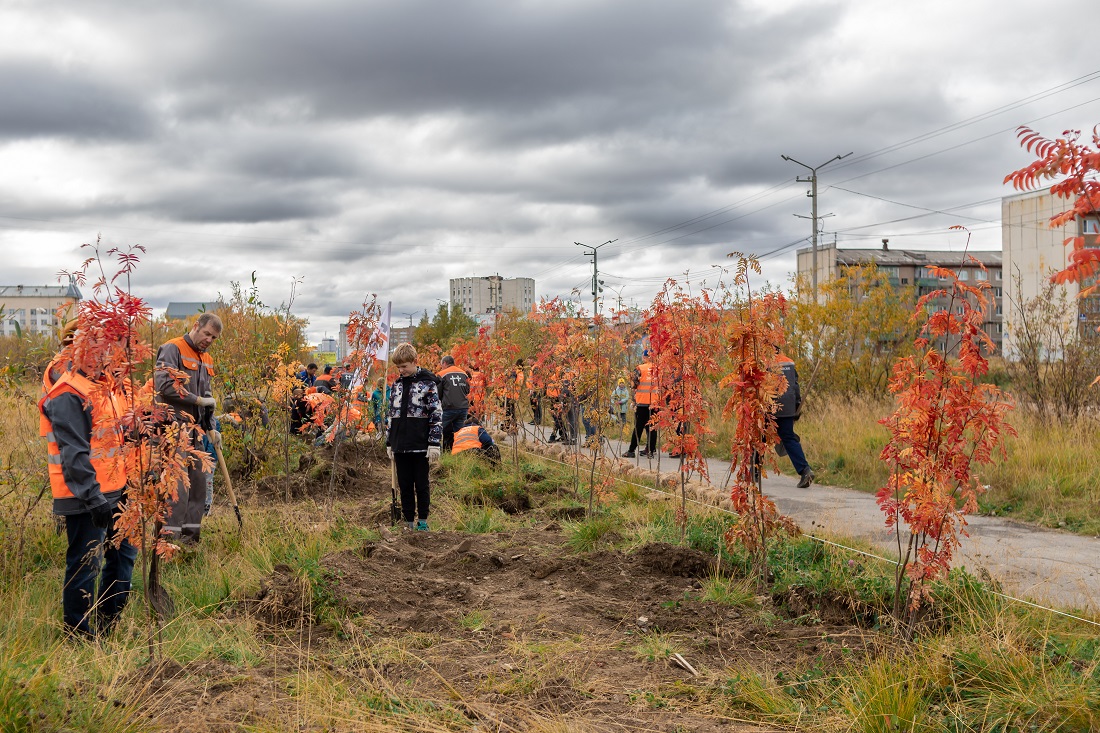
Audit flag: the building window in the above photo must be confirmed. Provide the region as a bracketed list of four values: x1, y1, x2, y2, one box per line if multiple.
[901, 278, 909, 285]
[975, 270, 987, 281]
[958, 269, 969, 281]
[993, 287, 1002, 297]
[993, 269, 1002, 280]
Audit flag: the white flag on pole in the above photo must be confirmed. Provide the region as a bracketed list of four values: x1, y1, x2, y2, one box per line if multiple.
[350, 300, 391, 392]
[375, 300, 392, 366]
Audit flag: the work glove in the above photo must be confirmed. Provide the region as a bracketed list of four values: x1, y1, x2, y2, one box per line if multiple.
[196, 396, 217, 408]
[89, 503, 114, 530]
[386, 447, 394, 460]
[208, 429, 222, 447]
[427, 446, 440, 464]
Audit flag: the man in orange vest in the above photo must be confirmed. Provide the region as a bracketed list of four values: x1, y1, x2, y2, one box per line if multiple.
[40, 331, 137, 637]
[314, 365, 335, 395]
[623, 352, 658, 458]
[451, 415, 500, 464]
[155, 313, 222, 544]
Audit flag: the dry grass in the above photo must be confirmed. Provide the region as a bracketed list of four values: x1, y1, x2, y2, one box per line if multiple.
[709, 394, 1100, 535]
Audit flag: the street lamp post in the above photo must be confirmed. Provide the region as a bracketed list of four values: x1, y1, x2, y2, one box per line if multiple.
[781, 152, 852, 301]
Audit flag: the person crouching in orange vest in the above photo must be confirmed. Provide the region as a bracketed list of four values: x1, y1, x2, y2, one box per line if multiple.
[451, 415, 501, 465]
[40, 339, 137, 638]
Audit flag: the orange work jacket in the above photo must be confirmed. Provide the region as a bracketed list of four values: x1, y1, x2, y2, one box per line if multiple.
[168, 336, 214, 377]
[39, 371, 126, 501]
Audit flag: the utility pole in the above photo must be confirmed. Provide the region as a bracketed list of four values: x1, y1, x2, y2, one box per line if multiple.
[575, 240, 616, 318]
[781, 152, 852, 301]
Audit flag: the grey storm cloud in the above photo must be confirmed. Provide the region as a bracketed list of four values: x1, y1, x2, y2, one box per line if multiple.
[168, 0, 827, 123]
[2, 0, 1099, 342]
[0, 61, 152, 141]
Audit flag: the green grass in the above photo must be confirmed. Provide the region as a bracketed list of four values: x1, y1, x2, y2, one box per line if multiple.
[4, 422, 1100, 732]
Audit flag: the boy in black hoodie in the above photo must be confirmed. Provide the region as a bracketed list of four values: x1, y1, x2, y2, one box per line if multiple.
[385, 343, 443, 530]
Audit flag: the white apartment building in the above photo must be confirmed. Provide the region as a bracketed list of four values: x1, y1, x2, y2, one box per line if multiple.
[1002, 189, 1100, 353]
[449, 276, 535, 317]
[0, 282, 82, 338]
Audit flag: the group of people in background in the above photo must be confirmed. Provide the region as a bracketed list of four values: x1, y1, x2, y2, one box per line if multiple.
[42, 310, 810, 641]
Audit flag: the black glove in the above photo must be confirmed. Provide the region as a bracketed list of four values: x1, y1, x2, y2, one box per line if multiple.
[89, 503, 115, 530]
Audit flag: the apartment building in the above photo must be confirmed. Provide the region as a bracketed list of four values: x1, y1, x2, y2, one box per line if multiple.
[0, 282, 82, 337]
[1002, 189, 1100, 352]
[796, 243, 1004, 352]
[449, 276, 535, 317]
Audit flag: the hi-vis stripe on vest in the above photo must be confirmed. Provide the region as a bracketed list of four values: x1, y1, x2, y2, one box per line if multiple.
[39, 371, 127, 501]
[451, 426, 483, 454]
[168, 336, 214, 377]
[634, 362, 655, 405]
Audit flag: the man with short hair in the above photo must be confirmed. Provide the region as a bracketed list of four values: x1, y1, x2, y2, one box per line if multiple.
[314, 364, 335, 394]
[155, 313, 222, 543]
[297, 363, 318, 387]
[437, 355, 470, 451]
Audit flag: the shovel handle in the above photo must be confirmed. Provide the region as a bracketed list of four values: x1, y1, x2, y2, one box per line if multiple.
[212, 442, 240, 509]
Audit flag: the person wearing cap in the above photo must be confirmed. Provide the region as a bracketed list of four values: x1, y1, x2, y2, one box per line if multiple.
[623, 352, 658, 458]
[154, 313, 222, 544]
[40, 321, 137, 637]
[610, 377, 629, 426]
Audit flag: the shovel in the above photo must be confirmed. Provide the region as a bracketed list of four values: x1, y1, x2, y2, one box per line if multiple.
[390, 457, 402, 525]
[212, 442, 244, 531]
[147, 521, 176, 619]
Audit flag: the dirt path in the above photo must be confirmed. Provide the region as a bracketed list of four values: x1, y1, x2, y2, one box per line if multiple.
[517, 425, 1100, 613]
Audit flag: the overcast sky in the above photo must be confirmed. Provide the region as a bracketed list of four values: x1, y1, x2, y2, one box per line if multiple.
[1, 0, 1097, 342]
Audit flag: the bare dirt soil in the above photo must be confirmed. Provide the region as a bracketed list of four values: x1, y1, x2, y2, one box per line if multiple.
[139, 447, 881, 732]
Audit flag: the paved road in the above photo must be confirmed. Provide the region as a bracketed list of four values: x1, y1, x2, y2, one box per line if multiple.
[516, 424, 1100, 613]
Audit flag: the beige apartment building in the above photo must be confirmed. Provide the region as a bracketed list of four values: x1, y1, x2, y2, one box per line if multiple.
[1001, 189, 1100, 353]
[0, 282, 82, 338]
[449, 276, 535, 318]
[796, 243, 1004, 352]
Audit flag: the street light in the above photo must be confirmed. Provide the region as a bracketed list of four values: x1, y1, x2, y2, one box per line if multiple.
[574, 239, 616, 317]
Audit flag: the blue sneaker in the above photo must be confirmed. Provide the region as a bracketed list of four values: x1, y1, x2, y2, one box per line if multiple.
[416, 520, 429, 531]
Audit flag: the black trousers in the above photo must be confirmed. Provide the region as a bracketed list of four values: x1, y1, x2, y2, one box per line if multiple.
[627, 404, 658, 453]
[394, 452, 430, 522]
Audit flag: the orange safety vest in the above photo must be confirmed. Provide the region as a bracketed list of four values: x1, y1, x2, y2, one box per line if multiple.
[42, 354, 68, 393]
[634, 362, 655, 406]
[39, 371, 127, 501]
[168, 336, 215, 377]
[452, 425, 483, 454]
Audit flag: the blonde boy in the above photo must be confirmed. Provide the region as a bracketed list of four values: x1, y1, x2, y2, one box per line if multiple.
[385, 343, 443, 530]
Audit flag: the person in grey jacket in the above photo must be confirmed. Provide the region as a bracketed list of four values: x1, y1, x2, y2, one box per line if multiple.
[154, 313, 222, 543]
[776, 351, 814, 488]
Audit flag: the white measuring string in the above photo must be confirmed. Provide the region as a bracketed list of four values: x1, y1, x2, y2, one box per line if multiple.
[511, 443, 1100, 630]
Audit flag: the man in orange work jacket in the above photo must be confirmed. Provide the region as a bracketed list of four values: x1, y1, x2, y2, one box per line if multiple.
[155, 313, 222, 544]
[623, 353, 658, 459]
[40, 345, 138, 638]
